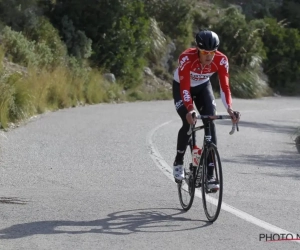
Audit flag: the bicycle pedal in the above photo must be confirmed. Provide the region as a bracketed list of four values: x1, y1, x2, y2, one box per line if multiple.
[174, 178, 182, 184]
[195, 177, 202, 188]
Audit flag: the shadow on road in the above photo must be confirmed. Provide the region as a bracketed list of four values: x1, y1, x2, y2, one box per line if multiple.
[0, 197, 28, 205]
[217, 120, 298, 136]
[0, 208, 211, 239]
[223, 153, 300, 179]
[223, 152, 299, 168]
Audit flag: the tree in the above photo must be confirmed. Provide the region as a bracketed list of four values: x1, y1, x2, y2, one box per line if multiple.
[279, 0, 300, 30]
[0, 0, 43, 31]
[212, 0, 282, 19]
[261, 18, 300, 94]
[49, 0, 151, 88]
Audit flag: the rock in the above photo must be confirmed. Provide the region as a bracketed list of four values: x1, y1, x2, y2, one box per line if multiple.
[144, 67, 153, 76]
[2, 58, 28, 76]
[103, 73, 116, 83]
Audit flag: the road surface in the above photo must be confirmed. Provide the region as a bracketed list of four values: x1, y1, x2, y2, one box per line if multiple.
[0, 97, 299, 250]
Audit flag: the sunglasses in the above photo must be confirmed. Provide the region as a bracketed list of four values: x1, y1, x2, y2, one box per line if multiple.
[199, 49, 216, 55]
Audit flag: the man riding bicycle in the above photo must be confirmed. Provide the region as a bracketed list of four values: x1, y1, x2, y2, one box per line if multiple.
[172, 29, 240, 188]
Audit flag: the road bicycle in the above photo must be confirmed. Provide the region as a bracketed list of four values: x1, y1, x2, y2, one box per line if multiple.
[177, 113, 239, 222]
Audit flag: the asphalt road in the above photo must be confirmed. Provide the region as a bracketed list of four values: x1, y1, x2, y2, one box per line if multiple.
[0, 96, 299, 250]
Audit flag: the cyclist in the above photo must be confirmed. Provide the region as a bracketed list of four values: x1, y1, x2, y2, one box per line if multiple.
[172, 29, 240, 188]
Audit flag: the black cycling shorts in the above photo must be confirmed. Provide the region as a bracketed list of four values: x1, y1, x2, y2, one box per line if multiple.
[172, 80, 217, 151]
[172, 80, 217, 118]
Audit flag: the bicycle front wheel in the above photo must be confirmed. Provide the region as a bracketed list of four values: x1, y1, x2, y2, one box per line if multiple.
[201, 143, 223, 222]
[177, 139, 195, 211]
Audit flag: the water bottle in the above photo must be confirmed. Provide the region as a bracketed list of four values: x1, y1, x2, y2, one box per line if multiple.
[193, 145, 202, 187]
[192, 145, 202, 167]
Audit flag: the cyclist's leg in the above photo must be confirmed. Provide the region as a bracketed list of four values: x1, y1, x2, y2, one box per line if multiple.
[193, 81, 217, 144]
[191, 85, 205, 146]
[196, 81, 217, 177]
[172, 80, 191, 163]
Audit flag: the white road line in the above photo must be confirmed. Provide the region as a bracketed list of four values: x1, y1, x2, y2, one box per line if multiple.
[147, 120, 300, 243]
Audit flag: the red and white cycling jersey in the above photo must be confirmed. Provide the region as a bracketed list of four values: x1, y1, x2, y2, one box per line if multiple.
[173, 47, 232, 111]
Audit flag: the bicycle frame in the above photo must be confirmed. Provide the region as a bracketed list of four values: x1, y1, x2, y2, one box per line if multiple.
[188, 114, 238, 184]
[188, 114, 237, 150]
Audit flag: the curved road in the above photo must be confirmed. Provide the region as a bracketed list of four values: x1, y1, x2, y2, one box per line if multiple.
[0, 97, 299, 250]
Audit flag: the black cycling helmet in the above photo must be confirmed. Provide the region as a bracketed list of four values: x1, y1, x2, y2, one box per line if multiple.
[195, 30, 219, 51]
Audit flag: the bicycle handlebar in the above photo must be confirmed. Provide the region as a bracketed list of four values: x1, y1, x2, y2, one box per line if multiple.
[188, 113, 240, 135]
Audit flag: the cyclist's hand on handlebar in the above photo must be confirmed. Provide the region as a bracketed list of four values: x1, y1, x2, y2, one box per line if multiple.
[186, 110, 197, 125]
[227, 107, 241, 124]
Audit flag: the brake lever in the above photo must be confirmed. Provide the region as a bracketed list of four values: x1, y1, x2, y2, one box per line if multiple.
[229, 123, 239, 135]
[229, 112, 240, 135]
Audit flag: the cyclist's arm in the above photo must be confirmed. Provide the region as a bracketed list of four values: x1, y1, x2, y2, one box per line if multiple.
[178, 55, 193, 112]
[218, 56, 232, 109]
[218, 56, 240, 123]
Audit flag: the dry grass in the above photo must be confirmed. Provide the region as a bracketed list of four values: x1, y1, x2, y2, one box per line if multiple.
[0, 55, 172, 129]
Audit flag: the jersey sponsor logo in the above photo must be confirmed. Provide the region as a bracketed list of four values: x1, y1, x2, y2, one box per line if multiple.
[190, 73, 210, 81]
[182, 90, 191, 102]
[175, 100, 183, 110]
[179, 56, 189, 70]
[220, 57, 229, 73]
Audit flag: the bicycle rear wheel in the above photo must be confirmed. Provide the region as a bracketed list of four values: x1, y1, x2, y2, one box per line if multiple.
[177, 139, 195, 211]
[201, 144, 223, 222]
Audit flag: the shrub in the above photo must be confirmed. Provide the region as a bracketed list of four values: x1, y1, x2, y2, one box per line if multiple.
[25, 16, 68, 68]
[61, 15, 92, 61]
[1, 26, 38, 67]
[261, 18, 300, 95]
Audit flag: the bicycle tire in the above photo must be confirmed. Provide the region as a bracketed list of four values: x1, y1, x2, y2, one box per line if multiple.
[201, 143, 223, 222]
[177, 139, 196, 211]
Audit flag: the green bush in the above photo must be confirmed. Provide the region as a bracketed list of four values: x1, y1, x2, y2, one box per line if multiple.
[0, 78, 15, 128]
[274, 0, 300, 30]
[61, 15, 92, 61]
[0, 47, 34, 128]
[1, 26, 59, 68]
[0, 0, 41, 31]
[261, 18, 300, 95]
[7, 72, 34, 122]
[1, 26, 37, 67]
[213, 7, 266, 68]
[25, 16, 68, 67]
